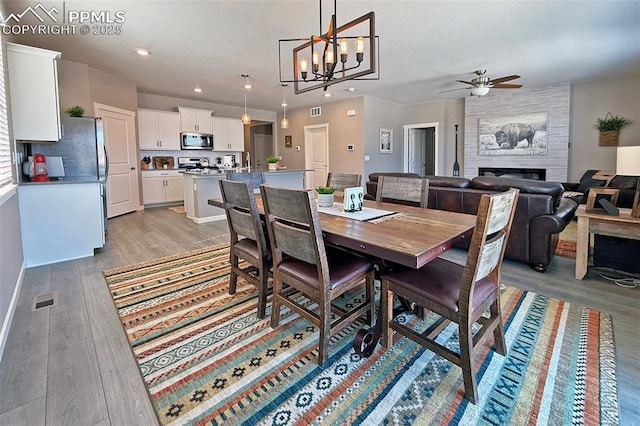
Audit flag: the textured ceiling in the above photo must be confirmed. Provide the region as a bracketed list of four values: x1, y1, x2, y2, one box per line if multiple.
[3, 0, 640, 111]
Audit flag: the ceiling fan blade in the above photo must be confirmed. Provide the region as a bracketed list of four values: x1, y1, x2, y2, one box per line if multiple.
[438, 87, 470, 94]
[456, 79, 474, 86]
[490, 75, 520, 85]
[492, 83, 523, 89]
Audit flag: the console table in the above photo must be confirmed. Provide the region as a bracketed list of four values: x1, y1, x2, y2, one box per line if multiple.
[575, 205, 640, 279]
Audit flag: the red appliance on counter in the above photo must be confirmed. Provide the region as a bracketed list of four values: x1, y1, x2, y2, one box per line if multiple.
[32, 153, 49, 182]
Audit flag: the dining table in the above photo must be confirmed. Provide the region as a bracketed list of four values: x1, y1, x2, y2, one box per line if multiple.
[209, 193, 477, 355]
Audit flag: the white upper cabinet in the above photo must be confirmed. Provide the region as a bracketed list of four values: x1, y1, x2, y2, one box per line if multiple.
[138, 109, 180, 150]
[212, 116, 244, 151]
[6, 43, 62, 141]
[178, 107, 213, 134]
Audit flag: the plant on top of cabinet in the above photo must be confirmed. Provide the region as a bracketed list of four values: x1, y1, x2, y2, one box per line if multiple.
[65, 105, 85, 117]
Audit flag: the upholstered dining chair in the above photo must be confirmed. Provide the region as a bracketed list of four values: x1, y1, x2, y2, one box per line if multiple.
[226, 171, 265, 193]
[326, 172, 362, 192]
[380, 188, 519, 403]
[219, 179, 271, 319]
[375, 175, 429, 207]
[259, 184, 375, 367]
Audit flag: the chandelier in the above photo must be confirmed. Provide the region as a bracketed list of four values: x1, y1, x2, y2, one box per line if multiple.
[278, 0, 379, 94]
[280, 84, 289, 129]
[241, 74, 251, 125]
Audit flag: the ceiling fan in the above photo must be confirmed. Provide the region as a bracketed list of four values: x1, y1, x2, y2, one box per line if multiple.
[448, 70, 522, 96]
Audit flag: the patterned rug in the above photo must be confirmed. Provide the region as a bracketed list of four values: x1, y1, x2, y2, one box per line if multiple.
[103, 245, 619, 425]
[556, 220, 577, 258]
[168, 205, 186, 214]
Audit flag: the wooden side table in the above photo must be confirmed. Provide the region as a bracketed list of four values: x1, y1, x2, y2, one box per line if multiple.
[575, 205, 640, 279]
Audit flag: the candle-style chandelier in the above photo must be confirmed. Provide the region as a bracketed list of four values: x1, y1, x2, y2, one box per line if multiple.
[278, 0, 379, 94]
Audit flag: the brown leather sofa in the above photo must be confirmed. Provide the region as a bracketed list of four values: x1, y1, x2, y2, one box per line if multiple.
[365, 173, 578, 272]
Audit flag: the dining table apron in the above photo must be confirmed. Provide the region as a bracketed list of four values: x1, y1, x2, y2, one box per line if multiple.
[209, 195, 477, 354]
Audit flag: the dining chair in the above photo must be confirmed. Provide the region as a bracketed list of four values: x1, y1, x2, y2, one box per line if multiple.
[375, 175, 429, 207]
[226, 171, 265, 193]
[326, 172, 362, 192]
[380, 188, 519, 403]
[259, 184, 375, 367]
[219, 179, 271, 319]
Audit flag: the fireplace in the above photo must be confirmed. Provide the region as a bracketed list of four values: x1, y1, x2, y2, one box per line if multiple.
[478, 167, 546, 181]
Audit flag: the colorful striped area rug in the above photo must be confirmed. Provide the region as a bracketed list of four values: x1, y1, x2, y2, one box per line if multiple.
[103, 244, 619, 425]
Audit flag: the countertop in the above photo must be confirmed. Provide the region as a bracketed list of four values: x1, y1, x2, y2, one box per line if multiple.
[19, 176, 102, 185]
[179, 169, 310, 177]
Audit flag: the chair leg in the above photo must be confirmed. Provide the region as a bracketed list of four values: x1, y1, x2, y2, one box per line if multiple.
[380, 279, 393, 348]
[256, 266, 267, 319]
[459, 322, 478, 404]
[229, 251, 238, 295]
[270, 278, 282, 329]
[490, 300, 507, 355]
[317, 296, 332, 367]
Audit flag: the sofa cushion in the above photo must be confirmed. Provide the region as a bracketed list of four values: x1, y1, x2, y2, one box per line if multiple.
[368, 172, 419, 183]
[576, 177, 606, 194]
[424, 175, 471, 188]
[607, 175, 638, 190]
[470, 176, 564, 208]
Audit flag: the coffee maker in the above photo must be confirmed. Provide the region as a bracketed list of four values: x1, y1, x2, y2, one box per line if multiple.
[222, 154, 236, 168]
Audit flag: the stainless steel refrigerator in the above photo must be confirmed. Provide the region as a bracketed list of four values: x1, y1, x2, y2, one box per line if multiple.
[28, 116, 109, 230]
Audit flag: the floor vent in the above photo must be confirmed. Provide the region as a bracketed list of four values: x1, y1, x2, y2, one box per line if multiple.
[33, 292, 57, 311]
[310, 106, 321, 117]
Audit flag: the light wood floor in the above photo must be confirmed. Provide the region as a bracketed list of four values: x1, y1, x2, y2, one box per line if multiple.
[1, 207, 638, 425]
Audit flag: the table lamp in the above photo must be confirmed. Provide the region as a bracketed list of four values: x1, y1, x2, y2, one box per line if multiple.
[616, 145, 640, 217]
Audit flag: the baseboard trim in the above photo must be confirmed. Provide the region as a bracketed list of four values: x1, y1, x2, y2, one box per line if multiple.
[0, 260, 25, 366]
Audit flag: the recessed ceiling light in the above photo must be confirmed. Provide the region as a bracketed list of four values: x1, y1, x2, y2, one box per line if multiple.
[348, 87, 356, 92]
[323, 92, 332, 97]
[135, 48, 151, 56]
[193, 87, 202, 93]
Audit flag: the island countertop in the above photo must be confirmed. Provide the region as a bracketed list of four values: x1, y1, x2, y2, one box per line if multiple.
[179, 169, 311, 177]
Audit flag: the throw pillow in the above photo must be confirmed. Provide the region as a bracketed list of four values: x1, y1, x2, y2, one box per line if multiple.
[577, 178, 606, 194]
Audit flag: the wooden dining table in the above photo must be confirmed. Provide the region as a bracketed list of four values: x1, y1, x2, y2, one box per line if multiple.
[209, 194, 477, 354]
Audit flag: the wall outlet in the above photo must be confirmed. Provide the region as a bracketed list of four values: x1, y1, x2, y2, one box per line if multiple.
[364, 155, 370, 161]
[346, 109, 356, 116]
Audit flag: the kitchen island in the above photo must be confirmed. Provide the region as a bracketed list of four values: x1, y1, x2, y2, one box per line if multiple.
[182, 169, 307, 223]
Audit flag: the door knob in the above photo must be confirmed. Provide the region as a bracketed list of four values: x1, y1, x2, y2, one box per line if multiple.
[130, 166, 136, 170]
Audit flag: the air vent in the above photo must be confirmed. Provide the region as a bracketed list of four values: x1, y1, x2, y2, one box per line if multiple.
[32, 292, 57, 311]
[310, 106, 321, 117]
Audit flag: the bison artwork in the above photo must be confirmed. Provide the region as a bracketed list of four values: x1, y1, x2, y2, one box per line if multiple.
[494, 123, 536, 149]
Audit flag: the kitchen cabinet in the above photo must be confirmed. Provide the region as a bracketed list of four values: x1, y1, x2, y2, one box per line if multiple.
[6, 42, 62, 141]
[19, 182, 105, 267]
[182, 173, 226, 223]
[138, 109, 180, 150]
[212, 116, 244, 151]
[142, 170, 184, 204]
[178, 107, 213, 134]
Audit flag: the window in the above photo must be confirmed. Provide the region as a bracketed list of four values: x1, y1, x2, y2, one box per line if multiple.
[0, 33, 14, 197]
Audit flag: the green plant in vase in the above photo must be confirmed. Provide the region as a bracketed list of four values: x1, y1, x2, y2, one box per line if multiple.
[315, 186, 335, 207]
[65, 105, 85, 117]
[266, 156, 279, 170]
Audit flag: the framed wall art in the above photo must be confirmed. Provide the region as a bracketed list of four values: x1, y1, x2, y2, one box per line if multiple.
[478, 112, 548, 156]
[285, 135, 292, 148]
[585, 188, 620, 214]
[379, 128, 393, 153]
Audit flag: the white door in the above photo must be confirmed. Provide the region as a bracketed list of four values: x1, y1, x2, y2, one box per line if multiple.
[404, 123, 439, 176]
[408, 129, 425, 176]
[94, 103, 140, 218]
[304, 124, 329, 189]
[253, 133, 272, 170]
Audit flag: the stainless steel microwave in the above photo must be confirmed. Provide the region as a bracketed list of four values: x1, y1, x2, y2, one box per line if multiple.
[181, 132, 213, 150]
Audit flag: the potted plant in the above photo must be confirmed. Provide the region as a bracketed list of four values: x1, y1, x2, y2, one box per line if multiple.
[266, 155, 279, 171]
[160, 158, 171, 169]
[595, 113, 633, 146]
[65, 105, 85, 117]
[315, 185, 335, 207]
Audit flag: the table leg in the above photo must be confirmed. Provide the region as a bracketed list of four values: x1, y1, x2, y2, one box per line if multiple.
[575, 216, 589, 280]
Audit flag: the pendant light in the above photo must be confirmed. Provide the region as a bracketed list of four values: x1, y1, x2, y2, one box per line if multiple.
[280, 84, 289, 129]
[241, 74, 251, 125]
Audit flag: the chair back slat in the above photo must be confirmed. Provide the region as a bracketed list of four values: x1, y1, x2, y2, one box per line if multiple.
[260, 184, 326, 268]
[228, 208, 258, 240]
[219, 179, 267, 248]
[462, 188, 519, 286]
[376, 176, 429, 207]
[327, 173, 362, 192]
